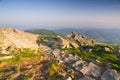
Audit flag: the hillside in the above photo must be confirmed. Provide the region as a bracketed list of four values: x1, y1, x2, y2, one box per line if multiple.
[26, 29, 58, 36]
[54, 28, 120, 44]
[0, 27, 120, 80]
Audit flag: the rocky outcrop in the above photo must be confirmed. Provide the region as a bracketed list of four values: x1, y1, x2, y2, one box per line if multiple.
[40, 31, 97, 49]
[0, 27, 39, 53]
[39, 32, 98, 49]
[100, 69, 120, 80]
[67, 32, 96, 46]
[57, 36, 79, 48]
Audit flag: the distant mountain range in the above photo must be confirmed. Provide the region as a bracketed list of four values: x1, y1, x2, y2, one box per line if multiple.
[26, 28, 120, 44]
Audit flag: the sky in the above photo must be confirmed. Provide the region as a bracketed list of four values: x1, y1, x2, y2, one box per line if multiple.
[0, 0, 120, 29]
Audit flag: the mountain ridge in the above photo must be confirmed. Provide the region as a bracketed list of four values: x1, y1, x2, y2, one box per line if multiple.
[26, 28, 120, 44]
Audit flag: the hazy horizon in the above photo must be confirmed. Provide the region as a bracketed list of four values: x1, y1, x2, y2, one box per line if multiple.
[0, 0, 120, 29]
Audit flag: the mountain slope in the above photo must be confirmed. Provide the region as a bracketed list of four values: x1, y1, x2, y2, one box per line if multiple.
[0, 27, 120, 80]
[26, 29, 58, 36]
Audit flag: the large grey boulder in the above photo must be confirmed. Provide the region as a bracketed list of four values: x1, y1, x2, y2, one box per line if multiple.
[100, 69, 120, 80]
[80, 62, 101, 79]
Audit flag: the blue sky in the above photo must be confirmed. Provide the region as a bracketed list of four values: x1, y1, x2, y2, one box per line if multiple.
[0, 0, 120, 29]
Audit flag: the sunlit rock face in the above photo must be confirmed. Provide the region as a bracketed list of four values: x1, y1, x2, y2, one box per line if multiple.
[0, 27, 39, 53]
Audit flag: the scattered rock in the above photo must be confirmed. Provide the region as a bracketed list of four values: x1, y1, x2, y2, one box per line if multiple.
[100, 69, 120, 80]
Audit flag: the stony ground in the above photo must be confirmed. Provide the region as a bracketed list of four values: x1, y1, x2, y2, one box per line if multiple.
[0, 48, 120, 80]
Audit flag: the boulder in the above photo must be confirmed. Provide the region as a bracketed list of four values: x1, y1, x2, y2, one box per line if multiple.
[80, 62, 101, 79]
[102, 46, 113, 53]
[100, 69, 120, 80]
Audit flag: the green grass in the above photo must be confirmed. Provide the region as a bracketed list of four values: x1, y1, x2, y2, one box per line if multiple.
[0, 71, 4, 76]
[61, 48, 80, 55]
[0, 48, 41, 63]
[48, 62, 60, 76]
[47, 61, 63, 80]
[62, 47, 120, 70]
[112, 63, 120, 70]
[23, 76, 31, 80]
[0, 42, 3, 45]
[11, 48, 40, 58]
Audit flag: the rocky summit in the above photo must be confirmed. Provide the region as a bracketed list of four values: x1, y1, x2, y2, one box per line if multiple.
[0, 27, 120, 80]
